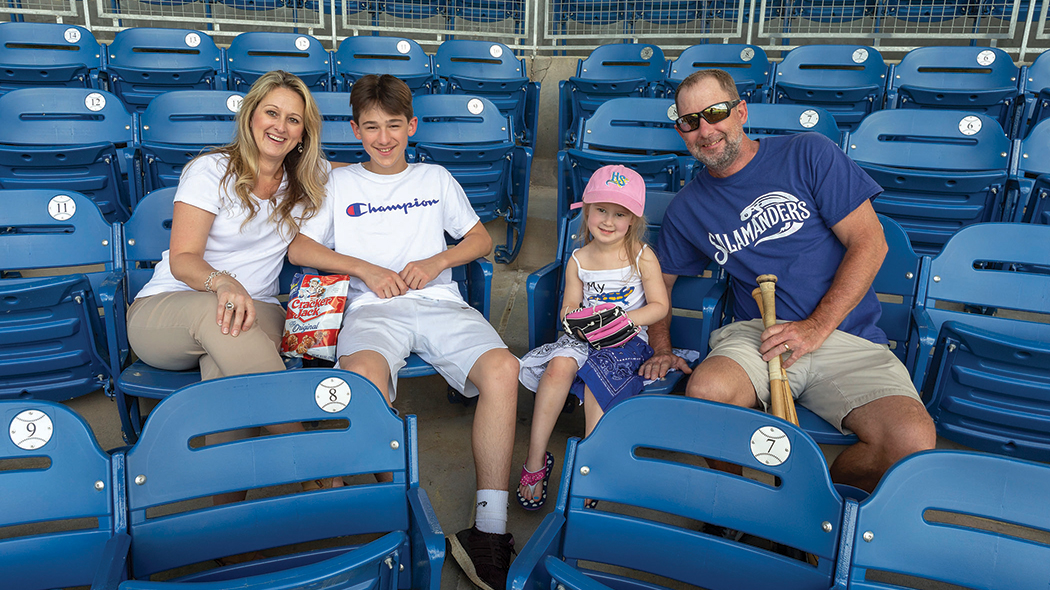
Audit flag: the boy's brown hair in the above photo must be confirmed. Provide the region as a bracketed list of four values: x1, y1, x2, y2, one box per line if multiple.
[349, 74, 414, 122]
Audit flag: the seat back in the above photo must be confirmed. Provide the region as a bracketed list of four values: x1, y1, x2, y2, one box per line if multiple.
[559, 97, 688, 219]
[0, 87, 135, 221]
[889, 46, 1021, 135]
[411, 94, 531, 262]
[773, 44, 887, 130]
[559, 43, 667, 147]
[667, 44, 772, 103]
[0, 190, 120, 401]
[226, 32, 332, 92]
[917, 223, 1050, 461]
[312, 91, 367, 163]
[434, 40, 537, 145]
[122, 369, 440, 587]
[1014, 118, 1050, 225]
[515, 396, 843, 590]
[744, 103, 842, 145]
[0, 400, 121, 590]
[104, 28, 223, 114]
[848, 451, 1050, 589]
[0, 23, 101, 94]
[846, 109, 1011, 254]
[139, 89, 243, 192]
[1020, 49, 1050, 137]
[123, 186, 177, 299]
[334, 36, 435, 95]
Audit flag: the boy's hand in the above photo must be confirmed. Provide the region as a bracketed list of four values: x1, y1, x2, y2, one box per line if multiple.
[399, 258, 443, 290]
[363, 263, 408, 299]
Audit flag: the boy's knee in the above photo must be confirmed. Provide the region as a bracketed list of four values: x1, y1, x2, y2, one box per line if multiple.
[484, 349, 519, 383]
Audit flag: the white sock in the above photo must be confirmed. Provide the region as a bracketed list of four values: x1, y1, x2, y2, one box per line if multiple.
[474, 489, 509, 535]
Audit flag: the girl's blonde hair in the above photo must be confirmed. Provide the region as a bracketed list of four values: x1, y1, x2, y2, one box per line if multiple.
[579, 203, 650, 277]
[203, 70, 327, 236]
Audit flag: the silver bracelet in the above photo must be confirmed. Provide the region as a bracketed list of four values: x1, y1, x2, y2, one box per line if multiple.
[204, 270, 235, 293]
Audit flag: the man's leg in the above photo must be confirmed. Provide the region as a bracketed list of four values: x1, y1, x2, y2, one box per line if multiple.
[833, 395, 936, 492]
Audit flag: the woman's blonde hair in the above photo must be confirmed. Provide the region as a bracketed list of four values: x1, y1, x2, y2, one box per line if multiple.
[579, 204, 650, 277]
[210, 70, 327, 236]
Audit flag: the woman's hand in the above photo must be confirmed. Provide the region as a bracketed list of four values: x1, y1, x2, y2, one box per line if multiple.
[212, 274, 256, 336]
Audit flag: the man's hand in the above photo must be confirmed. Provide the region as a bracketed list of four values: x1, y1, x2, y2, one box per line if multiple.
[362, 263, 408, 299]
[758, 318, 832, 368]
[399, 257, 444, 290]
[639, 350, 693, 380]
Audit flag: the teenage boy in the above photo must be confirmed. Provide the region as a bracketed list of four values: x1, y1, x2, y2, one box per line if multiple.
[288, 74, 519, 590]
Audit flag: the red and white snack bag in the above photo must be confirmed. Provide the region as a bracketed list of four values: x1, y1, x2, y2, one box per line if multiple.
[281, 273, 350, 362]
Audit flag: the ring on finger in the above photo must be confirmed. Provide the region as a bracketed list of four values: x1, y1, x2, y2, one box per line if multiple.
[784, 343, 791, 352]
[225, 301, 235, 310]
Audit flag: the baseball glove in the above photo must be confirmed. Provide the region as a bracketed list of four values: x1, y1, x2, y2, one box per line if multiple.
[562, 303, 640, 349]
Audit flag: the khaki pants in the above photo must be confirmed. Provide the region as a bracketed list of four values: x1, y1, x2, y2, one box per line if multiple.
[127, 291, 287, 380]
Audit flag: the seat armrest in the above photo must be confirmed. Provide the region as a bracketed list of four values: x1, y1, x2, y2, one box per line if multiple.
[90, 532, 130, 590]
[527, 261, 565, 350]
[407, 487, 445, 590]
[468, 257, 493, 320]
[508, 512, 567, 590]
[545, 557, 615, 590]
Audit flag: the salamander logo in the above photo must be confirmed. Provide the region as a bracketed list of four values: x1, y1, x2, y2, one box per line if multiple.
[709, 191, 811, 264]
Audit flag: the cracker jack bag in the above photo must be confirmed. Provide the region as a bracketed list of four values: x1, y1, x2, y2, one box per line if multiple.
[281, 273, 350, 362]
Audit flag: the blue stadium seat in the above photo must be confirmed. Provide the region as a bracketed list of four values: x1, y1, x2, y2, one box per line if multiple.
[744, 103, 842, 145]
[508, 395, 845, 590]
[881, 0, 971, 22]
[887, 46, 1022, 137]
[772, 44, 888, 134]
[666, 44, 772, 103]
[102, 28, 223, 114]
[558, 97, 691, 219]
[795, 214, 926, 445]
[226, 32, 332, 93]
[912, 223, 1050, 462]
[381, 0, 449, 21]
[139, 90, 243, 193]
[311, 91, 368, 163]
[410, 94, 532, 263]
[0, 399, 129, 590]
[1012, 117, 1050, 225]
[452, 0, 525, 31]
[0, 190, 122, 403]
[845, 450, 1050, 589]
[0, 87, 136, 222]
[846, 109, 1011, 254]
[1018, 49, 1050, 138]
[526, 190, 728, 397]
[114, 369, 444, 589]
[434, 39, 540, 146]
[0, 23, 101, 94]
[108, 187, 299, 442]
[635, 0, 703, 25]
[334, 36, 436, 95]
[559, 43, 668, 148]
[549, 0, 632, 36]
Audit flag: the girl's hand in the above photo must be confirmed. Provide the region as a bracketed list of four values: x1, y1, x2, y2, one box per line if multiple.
[213, 275, 256, 337]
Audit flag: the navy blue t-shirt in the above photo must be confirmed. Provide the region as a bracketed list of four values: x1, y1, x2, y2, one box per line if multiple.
[657, 132, 887, 344]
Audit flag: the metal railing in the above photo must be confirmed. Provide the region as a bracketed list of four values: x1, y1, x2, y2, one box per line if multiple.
[0, 0, 1045, 58]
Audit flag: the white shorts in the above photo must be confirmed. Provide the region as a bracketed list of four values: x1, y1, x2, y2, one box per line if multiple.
[708, 319, 921, 434]
[336, 297, 508, 401]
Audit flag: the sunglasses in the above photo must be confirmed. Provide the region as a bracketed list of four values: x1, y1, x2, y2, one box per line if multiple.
[674, 100, 742, 132]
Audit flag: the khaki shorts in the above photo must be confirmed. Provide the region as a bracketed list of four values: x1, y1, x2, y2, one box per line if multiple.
[336, 297, 509, 401]
[708, 319, 920, 434]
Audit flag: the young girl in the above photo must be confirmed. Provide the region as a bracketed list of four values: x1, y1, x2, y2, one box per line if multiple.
[516, 165, 669, 510]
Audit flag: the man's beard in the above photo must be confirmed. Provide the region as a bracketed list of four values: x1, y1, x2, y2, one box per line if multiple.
[689, 130, 743, 174]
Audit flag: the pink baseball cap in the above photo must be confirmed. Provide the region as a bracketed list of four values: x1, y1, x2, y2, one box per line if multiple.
[570, 165, 645, 217]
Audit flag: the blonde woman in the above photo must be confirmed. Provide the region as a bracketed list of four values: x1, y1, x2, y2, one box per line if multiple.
[126, 71, 334, 496]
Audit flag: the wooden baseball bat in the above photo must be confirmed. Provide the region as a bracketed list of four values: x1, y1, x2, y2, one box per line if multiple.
[754, 276, 798, 426]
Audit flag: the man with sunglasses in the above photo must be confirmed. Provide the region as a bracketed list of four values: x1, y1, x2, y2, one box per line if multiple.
[641, 69, 934, 493]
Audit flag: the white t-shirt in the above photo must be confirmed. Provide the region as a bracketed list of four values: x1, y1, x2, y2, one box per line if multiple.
[300, 162, 480, 312]
[135, 153, 310, 305]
